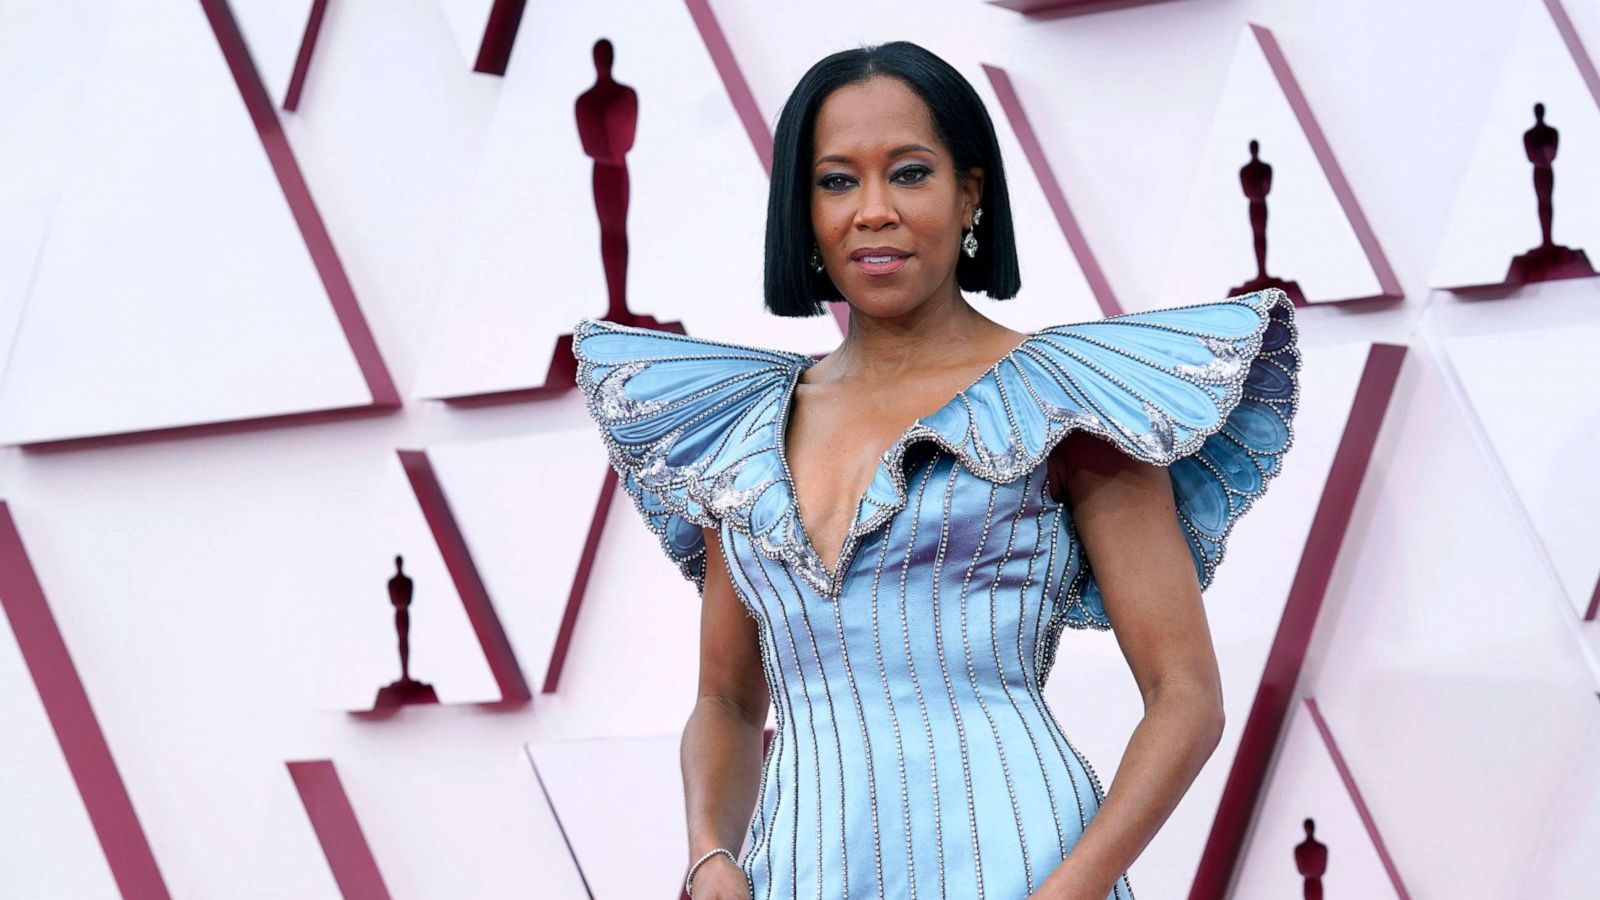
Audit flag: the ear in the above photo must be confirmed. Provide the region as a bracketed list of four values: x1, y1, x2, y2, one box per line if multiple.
[962, 166, 985, 226]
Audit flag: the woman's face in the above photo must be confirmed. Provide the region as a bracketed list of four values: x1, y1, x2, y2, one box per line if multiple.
[809, 75, 982, 316]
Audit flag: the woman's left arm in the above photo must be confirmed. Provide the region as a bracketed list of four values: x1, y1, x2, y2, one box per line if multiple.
[1030, 431, 1229, 900]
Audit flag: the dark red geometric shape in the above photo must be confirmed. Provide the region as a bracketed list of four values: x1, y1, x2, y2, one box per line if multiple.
[200, 0, 399, 404]
[685, 0, 773, 175]
[285, 759, 392, 899]
[543, 456, 620, 694]
[282, 0, 329, 112]
[0, 501, 171, 899]
[981, 63, 1125, 318]
[988, 0, 1179, 18]
[1190, 342, 1409, 900]
[396, 449, 531, 705]
[473, 0, 529, 76]
[1304, 697, 1413, 898]
[1546, 0, 1600, 112]
[16, 1, 401, 453]
[1251, 24, 1403, 306]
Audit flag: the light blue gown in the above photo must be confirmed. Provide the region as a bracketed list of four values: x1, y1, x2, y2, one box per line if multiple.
[571, 288, 1301, 900]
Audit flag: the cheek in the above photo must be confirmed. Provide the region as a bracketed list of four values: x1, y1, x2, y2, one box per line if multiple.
[810, 201, 849, 237]
[894, 192, 955, 232]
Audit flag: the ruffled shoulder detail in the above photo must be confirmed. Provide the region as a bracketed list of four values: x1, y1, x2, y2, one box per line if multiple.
[570, 317, 814, 593]
[849, 287, 1300, 625]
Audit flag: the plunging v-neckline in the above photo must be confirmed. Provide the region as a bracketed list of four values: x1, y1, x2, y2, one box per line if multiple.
[773, 331, 1040, 592]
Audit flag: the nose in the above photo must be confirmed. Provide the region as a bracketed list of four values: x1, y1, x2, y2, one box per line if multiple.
[854, 174, 899, 230]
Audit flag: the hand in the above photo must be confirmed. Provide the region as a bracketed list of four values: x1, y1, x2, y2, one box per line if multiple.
[688, 855, 750, 899]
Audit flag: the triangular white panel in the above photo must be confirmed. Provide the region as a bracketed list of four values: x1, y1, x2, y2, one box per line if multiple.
[1160, 25, 1388, 307]
[0, 0, 371, 444]
[229, 0, 319, 107]
[1309, 347, 1600, 896]
[525, 735, 692, 897]
[433, 0, 498, 69]
[315, 453, 499, 709]
[264, 0, 501, 397]
[1430, 0, 1600, 290]
[426, 427, 610, 690]
[1231, 701, 1401, 899]
[0, 0, 113, 205]
[1570, 0, 1600, 53]
[0, 195, 53, 386]
[1046, 341, 1373, 899]
[0, 613, 122, 898]
[412, 1, 839, 401]
[1433, 281, 1600, 619]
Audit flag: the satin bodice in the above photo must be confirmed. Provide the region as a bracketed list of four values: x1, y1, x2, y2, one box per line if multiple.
[572, 288, 1300, 899]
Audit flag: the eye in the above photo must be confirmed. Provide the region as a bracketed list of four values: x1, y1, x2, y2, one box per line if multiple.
[818, 173, 854, 191]
[893, 165, 931, 184]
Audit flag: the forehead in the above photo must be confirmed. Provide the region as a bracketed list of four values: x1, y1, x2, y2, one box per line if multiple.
[811, 76, 942, 160]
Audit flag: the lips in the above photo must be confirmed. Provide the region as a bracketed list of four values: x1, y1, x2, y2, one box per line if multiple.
[849, 246, 911, 262]
[849, 246, 912, 276]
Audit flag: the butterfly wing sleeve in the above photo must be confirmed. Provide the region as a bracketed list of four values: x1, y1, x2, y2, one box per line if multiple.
[570, 317, 811, 593]
[1019, 288, 1301, 628]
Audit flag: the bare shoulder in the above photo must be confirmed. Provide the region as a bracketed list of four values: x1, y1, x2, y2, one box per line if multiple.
[1046, 429, 1164, 505]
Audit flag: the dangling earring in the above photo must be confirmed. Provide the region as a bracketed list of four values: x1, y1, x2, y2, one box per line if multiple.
[810, 243, 825, 273]
[962, 206, 983, 258]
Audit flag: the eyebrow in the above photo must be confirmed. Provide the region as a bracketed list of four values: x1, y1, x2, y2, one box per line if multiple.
[814, 143, 936, 167]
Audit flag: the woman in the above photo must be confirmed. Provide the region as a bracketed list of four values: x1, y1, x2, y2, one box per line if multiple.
[571, 40, 1300, 900]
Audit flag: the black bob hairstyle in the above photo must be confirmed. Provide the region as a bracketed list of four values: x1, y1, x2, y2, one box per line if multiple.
[763, 40, 1022, 317]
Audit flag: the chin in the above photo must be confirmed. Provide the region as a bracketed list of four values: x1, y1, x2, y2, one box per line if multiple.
[845, 280, 932, 309]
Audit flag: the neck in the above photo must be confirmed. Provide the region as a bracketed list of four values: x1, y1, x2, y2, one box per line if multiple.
[825, 287, 999, 383]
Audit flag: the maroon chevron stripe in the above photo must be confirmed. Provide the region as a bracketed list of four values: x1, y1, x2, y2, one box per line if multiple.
[685, 0, 773, 175]
[1305, 697, 1412, 897]
[981, 63, 1125, 319]
[0, 501, 170, 898]
[545, 461, 619, 694]
[1545, 0, 1600, 112]
[282, 0, 330, 112]
[1251, 24, 1403, 304]
[286, 759, 392, 899]
[474, 0, 529, 76]
[397, 449, 531, 704]
[1190, 342, 1408, 900]
[200, 0, 398, 406]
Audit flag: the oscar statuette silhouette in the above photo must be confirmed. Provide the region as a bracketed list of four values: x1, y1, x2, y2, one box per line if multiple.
[1294, 817, 1328, 900]
[1504, 101, 1595, 286]
[576, 39, 673, 331]
[373, 555, 438, 708]
[1227, 139, 1307, 307]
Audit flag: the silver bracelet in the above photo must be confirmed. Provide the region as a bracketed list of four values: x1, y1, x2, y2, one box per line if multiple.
[685, 846, 750, 897]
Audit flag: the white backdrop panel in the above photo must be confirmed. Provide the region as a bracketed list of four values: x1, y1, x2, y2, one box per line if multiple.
[229, 0, 319, 107]
[1430, 0, 1600, 289]
[0, 0, 371, 444]
[263, 0, 502, 396]
[428, 428, 610, 695]
[412, 0, 842, 401]
[1231, 701, 1399, 899]
[316, 452, 500, 709]
[525, 735, 687, 899]
[1160, 25, 1386, 307]
[434, 0, 498, 69]
[1308, 344, 1600, 898]
[0, 610, 121, 899]
[1432, 280, 1600, 620]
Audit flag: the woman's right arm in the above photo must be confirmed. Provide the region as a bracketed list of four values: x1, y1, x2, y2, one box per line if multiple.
[681, 524, 770, 898]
